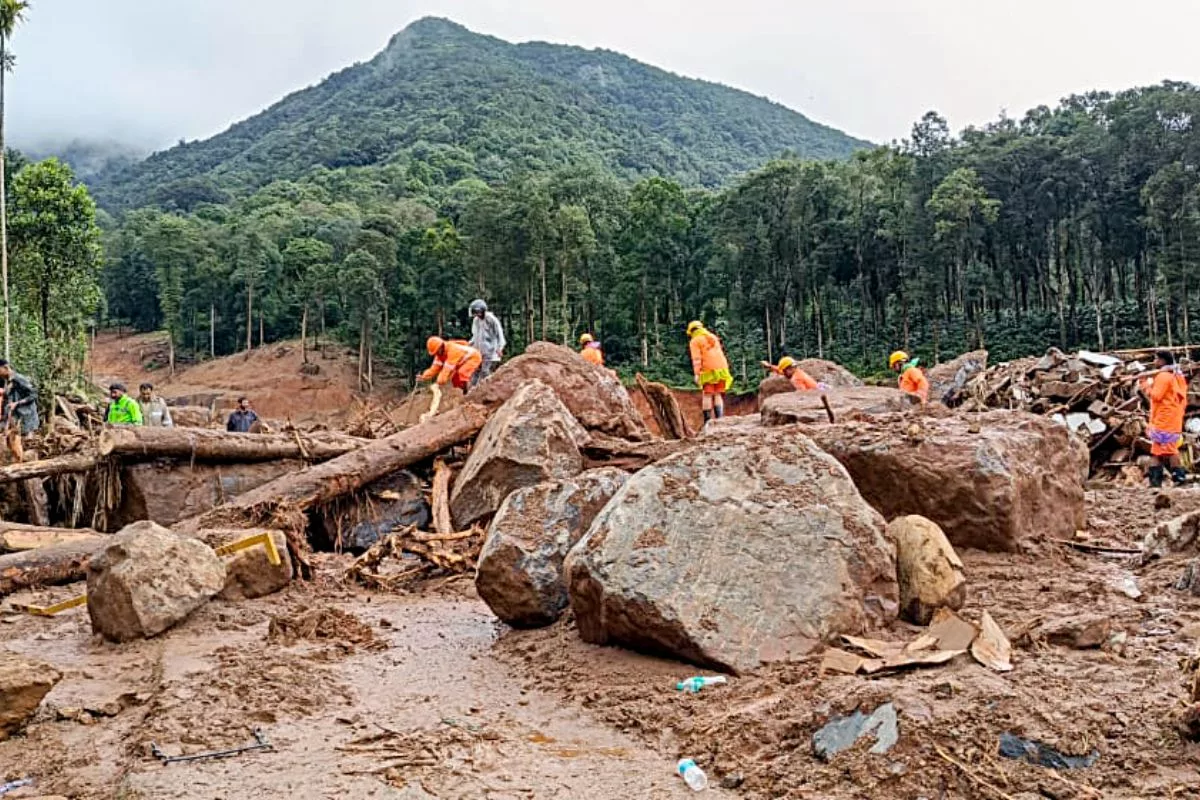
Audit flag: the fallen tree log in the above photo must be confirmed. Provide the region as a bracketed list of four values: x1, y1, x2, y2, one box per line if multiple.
[0, 522, 102, 552]
[0, 539, 107, 596]
[0, 452, 98, 485]
[98, 427, 369, 462]
[635, 373, 693, 440]
[188, 403, 492, 531]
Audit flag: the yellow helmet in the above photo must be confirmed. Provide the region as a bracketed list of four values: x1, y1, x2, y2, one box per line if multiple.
[777, 356, 796, 371]
[579, 333, 594, 344]
[686, 320, 704, 336]
[889, 350, 909, 368]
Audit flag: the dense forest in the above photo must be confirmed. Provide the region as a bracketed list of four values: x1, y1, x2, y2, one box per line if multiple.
[87, 18, 866, 211]
[92, 75, 1200, 390]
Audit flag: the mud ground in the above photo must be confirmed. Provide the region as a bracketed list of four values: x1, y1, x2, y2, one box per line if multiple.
[4, 486, 1200, 799]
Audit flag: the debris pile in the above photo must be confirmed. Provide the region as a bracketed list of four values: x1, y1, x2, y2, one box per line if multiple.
[948, 346, 1200, 477]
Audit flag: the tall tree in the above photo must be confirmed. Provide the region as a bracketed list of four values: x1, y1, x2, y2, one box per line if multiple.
[0, 0, 28, 360]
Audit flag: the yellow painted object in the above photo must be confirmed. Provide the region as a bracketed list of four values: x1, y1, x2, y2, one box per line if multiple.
[24, 531, 281, 616]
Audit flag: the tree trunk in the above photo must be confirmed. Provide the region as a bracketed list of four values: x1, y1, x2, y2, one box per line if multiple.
[300, 305, 308, 363]
[210, 303, 216, 359]
[98, 427, 369, 462]
[431, 458, 454, 536]
[635, 373, 693, 440]
[0, 523, 102, 553]
[539, 253, 548, 341]
[245, 282, 254, 352]
[0, 539, 107, 597]
[186, 402, 491, 531]
[0, 452, 97, 486]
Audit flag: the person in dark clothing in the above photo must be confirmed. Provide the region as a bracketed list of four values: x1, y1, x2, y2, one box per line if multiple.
[226, 396, 260, 433]
[0, 360, 39, 462]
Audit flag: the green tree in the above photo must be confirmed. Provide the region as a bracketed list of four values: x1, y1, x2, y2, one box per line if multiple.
[281, 237, 334, 361]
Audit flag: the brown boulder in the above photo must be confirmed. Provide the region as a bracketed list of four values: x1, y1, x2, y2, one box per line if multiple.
[450, 380, 588, 528]
[1039, 614, 1112, 649]
[87, 521, 226, 642]
[796, 359, 863, 388]
[889, 515, 966, 624]
[926, 350, 988, 405]
[803, 411, 1087, 552]
[168, 405, 214, 428]
[761, 386, 916, 426]
[471, 342, 648, 441]
[758, 375, 795, 404]
[476, 468, 628, 628]
[0, 651, 61, 740]
[201, 529, 293, 600]
[114, 459, 302, 528]
[565, 429, 897, 674]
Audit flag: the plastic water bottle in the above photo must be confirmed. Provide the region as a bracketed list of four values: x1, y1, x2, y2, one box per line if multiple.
[677, 758, 708, 791]
[676, 675, 728, 694]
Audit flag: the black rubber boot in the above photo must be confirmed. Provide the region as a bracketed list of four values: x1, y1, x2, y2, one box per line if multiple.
[714, 405, 725, 419]
[703, 409, 712, 425]
[1149, 465, 1165, 488]
[1173, 467, 1189, 486]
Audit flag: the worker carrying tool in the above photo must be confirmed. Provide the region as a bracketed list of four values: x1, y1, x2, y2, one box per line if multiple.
[1140, 349, 1189, 488]
[579, 333, 605, 366]
[890, 350, 929, 404]
[420, 337, 482, 391]
[687, 320, 733, 425]
[762, 356, 827, 392]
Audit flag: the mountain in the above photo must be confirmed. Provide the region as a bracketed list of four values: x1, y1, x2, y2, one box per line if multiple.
[90, 18, 868, 209]
[22, 138, 148, 183]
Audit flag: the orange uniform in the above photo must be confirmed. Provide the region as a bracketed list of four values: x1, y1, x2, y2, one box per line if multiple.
[689, 328, 732, 394]
[1145, 369, 1188, 456]
[581, 343, 604, 366]
[789, 369, 818, 391]
[899, 365, 929, 403]
[421, 340, 482, 390]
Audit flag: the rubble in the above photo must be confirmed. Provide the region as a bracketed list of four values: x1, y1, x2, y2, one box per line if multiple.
[1038, 614, 1113, 649]
[971, 611, 1013, 672]
[926, 349, 988, 406]
[890, 515, 966, 624]
[87, 521, 226, 642]
[450, 380, 588, 528]
[564, 429, 897, 674]
[760, 386, 915, 426]
[328, 471, 430, 552]
[476, 469, 627, 628]
[803, 412, 1088, 552]
[0, 652, 61, 741]
[202, 529, 293, 600]
[345, 525, 485, 591]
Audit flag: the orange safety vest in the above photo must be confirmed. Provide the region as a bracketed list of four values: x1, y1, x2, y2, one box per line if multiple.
[581, 344, 604, 366]
[689, 330, 729, 380]
[899, 365, 929, 403]
[789, 369, 818, 391]
[421, 340, 482, 386]
[1148, 369, 1187, 435]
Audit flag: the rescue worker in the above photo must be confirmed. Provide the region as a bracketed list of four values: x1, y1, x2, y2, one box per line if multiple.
[421, 336, 482, 391]
[138, 382, 174, 428]
[0, 360, 38, 462]
[1140, 350, 1189, 488]
[764, 356, 826, 392]
[468, 299, 505, 388]
[106, 383, 143, 425]
[890, 350, 929, 404]
[579, 333, 604, 367]
[687, 320, 733, 425]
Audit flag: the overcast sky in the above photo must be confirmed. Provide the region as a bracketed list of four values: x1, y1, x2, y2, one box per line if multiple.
[10, 0, 1200, 152]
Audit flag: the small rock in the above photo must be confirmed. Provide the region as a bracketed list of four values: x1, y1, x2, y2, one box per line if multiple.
[890, 515, 966, 625]
[998, 732, 1098, 769]
[1111, 574, 1143, 600]
[1179, 703, 1200, 742]
[1156, 493, 1174, 510]
[208, 529, 293, 600]
[1177, 560, 1200, 596]
[719, 774, 745, 789]
[0, 653, 62, 740]
[1040, 615, 1113, 649]
[813, 703, 899, 761]
[87, 521, 226, 642]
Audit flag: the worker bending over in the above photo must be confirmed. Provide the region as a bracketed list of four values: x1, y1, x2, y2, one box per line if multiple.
[764, 356, 826, 392]
[687, 320, 733, 425]
[1141, 349, 1189, 488]
[421, 337, 482, 391]
[890, 351, 929, 404]
[579, 333, 604, 366]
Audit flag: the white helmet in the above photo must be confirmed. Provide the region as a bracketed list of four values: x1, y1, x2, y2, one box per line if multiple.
[469, 299, 487, 316]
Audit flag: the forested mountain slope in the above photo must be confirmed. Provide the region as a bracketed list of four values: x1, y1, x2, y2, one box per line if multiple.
[89, 17, 867, 209]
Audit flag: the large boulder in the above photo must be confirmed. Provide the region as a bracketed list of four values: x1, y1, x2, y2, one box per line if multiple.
[0, 652, 61, 740]
[471, 342, 649, 441]
[168, 405, 214, 428]
[761, 386, 916, 426]
[758, 375, 796, 404]
[890, 516, 966, 625]
[200, 529, 293, 600]
[797, 359, 864, 388]
[565, 430, 898, 674]
[477, 468, 628, 628]
[114, 459, 302, 528]
[87, 521, 226, 642]
[451, 380, 589, 528]
[927, 350, 988, 406]
[803, 411, 1087, 552]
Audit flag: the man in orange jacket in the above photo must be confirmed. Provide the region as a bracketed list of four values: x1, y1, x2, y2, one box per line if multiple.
[1141, 350, 1189, 487]
[688, 321, 733, 425]
[890, 350, 929, 404]
[579, 333, 604, 366]
[762, 356, 828, 392]
[420, 336, 482, 391]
